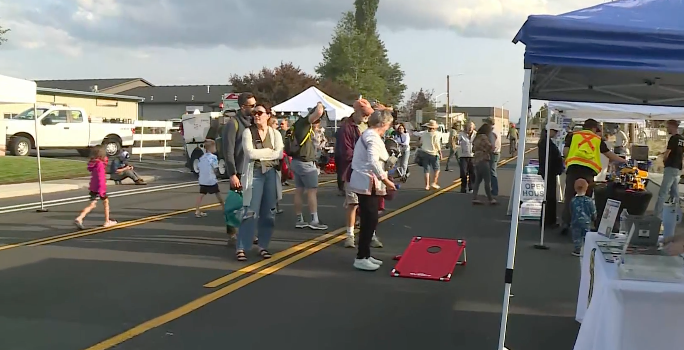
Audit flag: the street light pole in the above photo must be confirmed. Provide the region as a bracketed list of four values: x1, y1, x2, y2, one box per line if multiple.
[446, 75, 450, 128]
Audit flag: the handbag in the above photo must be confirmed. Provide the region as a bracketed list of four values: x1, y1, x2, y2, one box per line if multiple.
[223, 190, 243, 229]
[414, 148, 426, 167]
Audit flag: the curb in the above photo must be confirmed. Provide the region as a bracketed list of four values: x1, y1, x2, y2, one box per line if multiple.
[0, 175, 162, 200]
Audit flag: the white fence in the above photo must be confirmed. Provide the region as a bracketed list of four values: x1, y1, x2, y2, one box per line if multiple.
[132, 120, 174, 160]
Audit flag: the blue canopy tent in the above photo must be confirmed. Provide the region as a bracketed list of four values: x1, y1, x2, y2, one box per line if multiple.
[499, 1, 684, 349]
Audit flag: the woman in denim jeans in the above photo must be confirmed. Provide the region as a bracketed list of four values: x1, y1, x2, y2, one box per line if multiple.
[236, 104, 284, 261]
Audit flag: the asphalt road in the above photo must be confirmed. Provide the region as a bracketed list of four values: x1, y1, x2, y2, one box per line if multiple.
[0, 146, 587, 350]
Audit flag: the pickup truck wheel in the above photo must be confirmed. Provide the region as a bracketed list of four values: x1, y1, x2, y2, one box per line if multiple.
[103, 138, 121, 156]
[218, 159, 227, 177]
[9, 136, 31, 156]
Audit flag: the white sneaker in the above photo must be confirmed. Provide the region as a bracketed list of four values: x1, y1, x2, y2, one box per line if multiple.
[354, 258, 380, 271]
[368, 256, 383, 266]
[370, 236, 384, 248]
[344, 235, 356, 248]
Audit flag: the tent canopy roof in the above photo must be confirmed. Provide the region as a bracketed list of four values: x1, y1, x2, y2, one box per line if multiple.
[513, 0, 684, 107]
[272, 86, 353, 121]
[0, 74, 36, 104]
[549, 101, 684, 121]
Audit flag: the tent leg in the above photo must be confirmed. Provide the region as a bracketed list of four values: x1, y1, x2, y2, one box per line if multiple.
[534, 127, 551, 250]
[497, 68, 533, 350]
[34, 104, 47, 213]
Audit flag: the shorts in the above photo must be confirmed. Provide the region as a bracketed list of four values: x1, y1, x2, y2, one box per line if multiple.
[291, 159, 319, 189]
[199, 184, 220, 194]
[343, 183, 359, 208]
[422, 153, 440, 172]
[89, 191, 108, 201]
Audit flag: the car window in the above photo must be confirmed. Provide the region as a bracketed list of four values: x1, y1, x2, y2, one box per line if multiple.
[46, 110, 68, 124]
[68, 110, 84, 123]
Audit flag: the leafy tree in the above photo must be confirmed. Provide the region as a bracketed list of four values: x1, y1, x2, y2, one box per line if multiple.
[0, 24, 9, 45]
[229, 62, 356, 107]
[316, 0, 406, 105]
[531, 103, 548, 126]
[404, 88, 436, 123]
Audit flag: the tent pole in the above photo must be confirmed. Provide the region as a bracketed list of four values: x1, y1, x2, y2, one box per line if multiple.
[535, 123, 551, 250]
[34, 104, 47, 212]
[497, 68, 533, 350]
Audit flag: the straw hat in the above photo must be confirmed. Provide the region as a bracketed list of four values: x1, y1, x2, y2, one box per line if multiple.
[425, 120, 439, 129]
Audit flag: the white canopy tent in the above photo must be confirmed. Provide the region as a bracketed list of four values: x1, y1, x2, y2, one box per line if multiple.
[0, 74, 47, 211]
[549, 101, 684, 124]
[503, 1, 684, 349]
[272, 86, 353, 121]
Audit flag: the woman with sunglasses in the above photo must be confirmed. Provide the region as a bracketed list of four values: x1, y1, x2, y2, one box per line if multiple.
[236, 104, 284, 261]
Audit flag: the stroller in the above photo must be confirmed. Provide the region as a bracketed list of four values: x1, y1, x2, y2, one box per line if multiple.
[384, 138, 409, 183]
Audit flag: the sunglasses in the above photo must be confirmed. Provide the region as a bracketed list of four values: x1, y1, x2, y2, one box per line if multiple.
[243, 103, 256, 108]
[254, 110, 267, 117]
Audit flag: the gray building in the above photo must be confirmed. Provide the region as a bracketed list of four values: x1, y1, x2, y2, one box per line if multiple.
[124, 85, 233, 120]
[437, 106, 510, 134]
[34, 78, 233, 121]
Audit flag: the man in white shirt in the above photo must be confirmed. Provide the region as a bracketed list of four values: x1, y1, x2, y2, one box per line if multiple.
[486, 118, 502, 196]
[613, 127, 628, 155]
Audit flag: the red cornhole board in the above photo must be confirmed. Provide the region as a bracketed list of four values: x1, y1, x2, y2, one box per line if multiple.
[390, 237, 467, 282]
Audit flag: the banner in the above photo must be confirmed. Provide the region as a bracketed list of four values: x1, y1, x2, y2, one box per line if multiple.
[519, 173, 545, 220]
[597, 199, 621, 236]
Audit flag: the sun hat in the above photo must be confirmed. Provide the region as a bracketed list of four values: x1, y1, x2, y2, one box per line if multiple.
[425, 120, 439, 129]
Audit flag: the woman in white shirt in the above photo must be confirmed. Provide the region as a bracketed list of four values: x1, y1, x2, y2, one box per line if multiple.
[420, 120, 443, 190]
[237, 104, 284, 262]
[393, 123, 410, 177]
[457, 122, 476, 193]
[347, 109, 397, 271]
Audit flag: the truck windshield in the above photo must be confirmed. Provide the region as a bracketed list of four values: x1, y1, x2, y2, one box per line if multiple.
[14, 108, 49, 120]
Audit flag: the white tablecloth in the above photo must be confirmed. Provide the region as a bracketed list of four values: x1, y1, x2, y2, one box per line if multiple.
[574, 232, 684, 350]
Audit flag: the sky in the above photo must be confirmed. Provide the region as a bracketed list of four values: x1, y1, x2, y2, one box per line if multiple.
[0, 0, 607, 122]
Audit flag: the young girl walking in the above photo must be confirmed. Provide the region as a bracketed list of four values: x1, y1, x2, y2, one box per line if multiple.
[74, 146, 117, 229]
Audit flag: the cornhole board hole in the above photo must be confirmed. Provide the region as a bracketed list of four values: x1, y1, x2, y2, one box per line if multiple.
[391, 237, 467, 282]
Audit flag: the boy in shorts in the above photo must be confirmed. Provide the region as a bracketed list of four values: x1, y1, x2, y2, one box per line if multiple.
[570, 178, 596, 257]
[195, 140, 225, 217]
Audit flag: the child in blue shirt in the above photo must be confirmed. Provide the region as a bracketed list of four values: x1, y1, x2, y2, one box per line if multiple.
[195, 139, 225, 217]
[571, 178, 597, 256]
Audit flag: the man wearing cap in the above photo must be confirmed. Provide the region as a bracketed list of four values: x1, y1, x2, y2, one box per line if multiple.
[338, 98, 383, 249]
[538, 123, 563, 228]
[561, 118, 627, 234]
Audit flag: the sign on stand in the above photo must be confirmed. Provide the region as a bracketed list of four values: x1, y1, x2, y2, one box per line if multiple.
[598, 199, 621, 236]
[519, 174, 545, 220]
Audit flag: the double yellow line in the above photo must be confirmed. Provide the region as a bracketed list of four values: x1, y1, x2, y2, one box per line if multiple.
[83, 149, 535, 350]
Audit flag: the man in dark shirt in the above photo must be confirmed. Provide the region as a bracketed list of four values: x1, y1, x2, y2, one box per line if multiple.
[654, 119, 684, 218]
[561, 119, 626, 233]
[291, 102, 328, 230]
[221, 92, 255, 190]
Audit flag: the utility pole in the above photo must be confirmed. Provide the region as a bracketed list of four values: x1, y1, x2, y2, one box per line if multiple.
[446, 75, 450, 127]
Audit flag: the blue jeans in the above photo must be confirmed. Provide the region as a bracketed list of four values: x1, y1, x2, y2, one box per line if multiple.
[489, 153, 500, 196]
[655, 167, 682, 219]
[397, 148, 410, 176]
[237, 168, 278, 251]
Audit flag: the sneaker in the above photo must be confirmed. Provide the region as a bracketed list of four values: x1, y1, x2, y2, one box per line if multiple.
[295, 219, 308, 229]
[571, 248, 581, 257]
[344, 235, 356, 248]
[74, 219, 85, 230]
[308, 221, 328, 230]
[368, 256, 383, 266]
[370, 236, 384, 248]
[103, 220, 118, 228]
[353, 258, 380, 271]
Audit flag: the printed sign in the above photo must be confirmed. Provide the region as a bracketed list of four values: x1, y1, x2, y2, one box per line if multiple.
[598, 199, 621, 236]
[519, 174, 545, 220]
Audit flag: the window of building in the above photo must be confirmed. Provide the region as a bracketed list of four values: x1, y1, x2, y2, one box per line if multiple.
[3, 113, 17, 119]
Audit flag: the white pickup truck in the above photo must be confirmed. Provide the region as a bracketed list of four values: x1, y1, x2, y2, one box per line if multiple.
[412, 123, 450, 148]
[5, 106, 135, 157]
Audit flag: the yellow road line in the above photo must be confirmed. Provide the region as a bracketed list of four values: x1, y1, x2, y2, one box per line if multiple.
[82, 149, 535, 350]
[0, 180, 336, 251]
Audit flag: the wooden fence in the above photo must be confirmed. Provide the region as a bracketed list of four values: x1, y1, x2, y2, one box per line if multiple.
[131, 120, 175, 160]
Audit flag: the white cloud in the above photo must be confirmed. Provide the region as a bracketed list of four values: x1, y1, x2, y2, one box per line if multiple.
[0, 0, 606, 54]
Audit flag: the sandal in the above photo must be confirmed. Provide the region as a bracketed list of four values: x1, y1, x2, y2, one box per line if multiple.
[236, 251, 247, 261]
[259, 249, 272, 259]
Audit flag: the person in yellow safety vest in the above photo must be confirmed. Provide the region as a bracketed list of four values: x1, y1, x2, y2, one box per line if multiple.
[560, 118, 627, 235]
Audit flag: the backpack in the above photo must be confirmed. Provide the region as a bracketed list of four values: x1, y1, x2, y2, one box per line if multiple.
[284, 123, 313, 157]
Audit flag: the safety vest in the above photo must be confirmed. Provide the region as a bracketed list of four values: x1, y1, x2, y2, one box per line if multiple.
[565, 130, 603, 174]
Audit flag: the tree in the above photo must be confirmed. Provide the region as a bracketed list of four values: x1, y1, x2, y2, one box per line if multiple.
[229, 62, 356, 107]
[531, 103, 548, 126]
[404, 88, 437, 123]
[316, 1, 406, 106]
[0, 24, 9, 45]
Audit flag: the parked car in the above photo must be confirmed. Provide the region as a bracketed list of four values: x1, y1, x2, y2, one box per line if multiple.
[5, 106, 135, 157]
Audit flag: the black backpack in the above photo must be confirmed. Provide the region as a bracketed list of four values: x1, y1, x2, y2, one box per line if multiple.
[284, 124, 313, 157]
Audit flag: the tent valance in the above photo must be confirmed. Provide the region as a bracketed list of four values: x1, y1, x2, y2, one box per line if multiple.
[0, 74, 36, 104]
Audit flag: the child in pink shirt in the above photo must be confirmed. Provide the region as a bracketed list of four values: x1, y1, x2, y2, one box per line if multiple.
[74, 145, 117, 229]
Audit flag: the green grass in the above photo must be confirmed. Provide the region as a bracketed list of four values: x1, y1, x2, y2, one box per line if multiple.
[0, 156, 90, 185]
